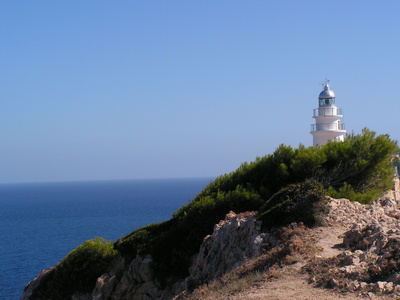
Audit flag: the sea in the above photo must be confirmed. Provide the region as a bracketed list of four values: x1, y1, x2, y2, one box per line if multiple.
[0, 177, 212, 300]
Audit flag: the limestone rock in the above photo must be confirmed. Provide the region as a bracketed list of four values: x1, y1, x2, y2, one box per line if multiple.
[186, 211, 267, 286]
[92, 255, 161, 300]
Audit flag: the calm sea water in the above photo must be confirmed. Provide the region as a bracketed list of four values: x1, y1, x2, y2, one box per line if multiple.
[0, 178, 212, 300]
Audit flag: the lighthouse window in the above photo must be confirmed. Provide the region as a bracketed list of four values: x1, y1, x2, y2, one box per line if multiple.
[319, 98, 336, 106]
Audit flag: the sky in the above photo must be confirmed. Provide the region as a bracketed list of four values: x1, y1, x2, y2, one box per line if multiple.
[1, 1, 400, 183]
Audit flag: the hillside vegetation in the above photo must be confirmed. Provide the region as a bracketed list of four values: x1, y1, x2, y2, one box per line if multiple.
[34, 129, 398, 299]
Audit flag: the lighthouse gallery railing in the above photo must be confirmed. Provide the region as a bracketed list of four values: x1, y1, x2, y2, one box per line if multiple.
[313, 107, 343, 117]
[310, 123, 346, 132]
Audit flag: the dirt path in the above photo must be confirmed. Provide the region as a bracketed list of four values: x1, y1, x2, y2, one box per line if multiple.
[229, 269, 385, 300]
[314, 225, 347, 258]
[228, 224, 391, 300]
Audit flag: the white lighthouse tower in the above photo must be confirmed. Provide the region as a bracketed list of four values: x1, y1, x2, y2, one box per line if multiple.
[310, 80, 346, 146]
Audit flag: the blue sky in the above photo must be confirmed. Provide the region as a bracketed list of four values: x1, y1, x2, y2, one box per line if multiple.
[1, 1, 399, 183]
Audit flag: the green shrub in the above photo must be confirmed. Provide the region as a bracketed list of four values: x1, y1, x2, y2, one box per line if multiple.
[320, 129, 397, 203]
[189, 129, 397, 208]
[35, 237, 117, 300]
[114, 221, 173, 256]
[326, 183, 381, 204]
[257, 180, 328, 229]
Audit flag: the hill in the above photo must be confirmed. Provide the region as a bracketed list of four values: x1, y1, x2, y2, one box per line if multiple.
[21, 129, 400, 299]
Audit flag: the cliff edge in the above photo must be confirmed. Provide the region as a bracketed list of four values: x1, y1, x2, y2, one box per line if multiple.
[22, 179, 400, 300]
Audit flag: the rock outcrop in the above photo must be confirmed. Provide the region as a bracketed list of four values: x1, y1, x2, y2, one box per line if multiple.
[186, 211, 269, 288]
[21, 268, 54, 300]
[91, 254, 161, 300]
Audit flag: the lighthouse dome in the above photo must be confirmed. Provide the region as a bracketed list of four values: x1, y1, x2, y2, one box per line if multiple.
[319, 83, 335, 99]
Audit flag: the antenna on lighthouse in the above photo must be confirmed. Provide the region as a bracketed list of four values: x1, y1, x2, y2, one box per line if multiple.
[320, 79, 330, 89]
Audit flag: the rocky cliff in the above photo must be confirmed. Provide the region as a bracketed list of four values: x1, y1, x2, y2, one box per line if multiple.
[22, 179, 400, 299]
[21, 210, 270, 300]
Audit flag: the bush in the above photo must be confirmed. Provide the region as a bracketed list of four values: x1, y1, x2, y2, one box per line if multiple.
[326, 183, 381, 204]
[190, 129, 397, 206]
[315, 130, 392, 198]
[257, 180, 328, 229]
[35, 237, 117, 300]
[114, 221, 173, 256]
[321, 129, 398, 203]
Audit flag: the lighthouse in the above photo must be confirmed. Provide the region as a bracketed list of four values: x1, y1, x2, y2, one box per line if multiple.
[310, 81, 346, 146]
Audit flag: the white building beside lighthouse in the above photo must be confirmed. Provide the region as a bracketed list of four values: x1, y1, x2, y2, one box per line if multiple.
[310, 81, 346, 146]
